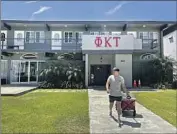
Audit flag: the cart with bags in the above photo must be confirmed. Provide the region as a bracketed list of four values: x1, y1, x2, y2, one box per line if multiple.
[121, 97, 136, 117]
[115, 96, 136, 117]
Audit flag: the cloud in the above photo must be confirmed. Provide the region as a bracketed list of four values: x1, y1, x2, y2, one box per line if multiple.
[25, 1, 37, 4]
[30, 6, 52, 20]
[105, 1, 129, 15]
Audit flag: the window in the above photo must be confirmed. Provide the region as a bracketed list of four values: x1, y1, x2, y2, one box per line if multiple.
[1, 31, 7, 49]
[127, 31, 137, 38]
[139, 32, 159, 44]
[51, 31, 62, 50]
[139, 32, 150, 43]
[54, 33, 60, 42]
[75, 32, 83, 43]
[152, 32, 158, 43]
[90, 32, 99, 35]
[35, 32, 40, 43]
[112, 32, 121, 35]
[17, 33, 23, 41]
[100, 32, 110, 35]
[169, 36, 174, 43]
[1, 33, 6, 41]
[64, 32, 73, 43]
[1, 60, 8, 79]
[25, 31, 45, 43]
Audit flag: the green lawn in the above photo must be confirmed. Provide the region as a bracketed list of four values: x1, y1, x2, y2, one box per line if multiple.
[134, 90, 177, 127]
[2, 91, 89, 133]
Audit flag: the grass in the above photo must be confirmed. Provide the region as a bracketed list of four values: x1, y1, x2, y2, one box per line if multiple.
[134, 90, 177, 127]
[2, 90, 89, 133]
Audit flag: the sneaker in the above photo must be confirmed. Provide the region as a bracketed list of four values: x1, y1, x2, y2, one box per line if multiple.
[109, 111, 112, 117]
[118, 118, 123, 127]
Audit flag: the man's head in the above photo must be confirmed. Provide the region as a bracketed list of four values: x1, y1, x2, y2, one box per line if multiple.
[112, 67, 120, 76]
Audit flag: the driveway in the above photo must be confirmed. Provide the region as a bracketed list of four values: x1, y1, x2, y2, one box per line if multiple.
[88, 89, 176, 133]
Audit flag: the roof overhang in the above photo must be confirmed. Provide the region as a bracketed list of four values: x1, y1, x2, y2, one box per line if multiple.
[1, 20, 176, 30]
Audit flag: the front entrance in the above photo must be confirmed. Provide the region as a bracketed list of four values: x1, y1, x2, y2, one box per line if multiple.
[11, 60, 45, 84]
[90, 64, 111, 86]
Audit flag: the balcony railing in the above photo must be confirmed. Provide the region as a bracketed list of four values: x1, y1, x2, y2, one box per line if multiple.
[0, 38, 158, 51]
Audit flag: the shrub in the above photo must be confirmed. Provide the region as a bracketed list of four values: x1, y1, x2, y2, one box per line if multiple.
[38, 60, 85, 89]
[172, 80, 177, 89]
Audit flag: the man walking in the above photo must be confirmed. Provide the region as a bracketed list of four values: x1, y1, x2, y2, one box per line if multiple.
[106, 67, 130, 125]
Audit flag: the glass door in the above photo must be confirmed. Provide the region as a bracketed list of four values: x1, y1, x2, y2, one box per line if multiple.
[29, 61, 37, 82]
[20, 61, 29, 83]
[11, 60, 44, 84]
[11, 60, 21, 83]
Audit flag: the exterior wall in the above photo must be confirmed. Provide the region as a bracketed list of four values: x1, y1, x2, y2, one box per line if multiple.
[1, 21, 169, 86]
[115, 54, 132, 87]
[1, 23, 161, 52]
[163, 30, 177, 60]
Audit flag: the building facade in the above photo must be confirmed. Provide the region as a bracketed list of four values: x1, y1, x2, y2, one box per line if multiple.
[1, 20, 176, 87]
[163, 24, 177, 80]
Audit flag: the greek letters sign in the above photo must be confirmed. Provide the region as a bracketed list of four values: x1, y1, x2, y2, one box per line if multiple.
[82, 35, 134, 50]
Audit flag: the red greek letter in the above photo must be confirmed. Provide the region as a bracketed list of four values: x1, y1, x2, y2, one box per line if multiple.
[95, 37, 102, 47]
[113, 37, 120, 47]
[105, 37, 112, 47]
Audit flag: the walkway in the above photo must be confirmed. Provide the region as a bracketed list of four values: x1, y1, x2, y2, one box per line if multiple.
[1, 85, 37, 96]
[89, 89, 176, 133]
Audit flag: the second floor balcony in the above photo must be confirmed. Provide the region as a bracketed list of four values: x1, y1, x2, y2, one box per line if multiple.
[0, 37, 159, 52]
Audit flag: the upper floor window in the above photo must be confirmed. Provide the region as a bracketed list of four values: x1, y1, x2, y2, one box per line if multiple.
[100, 32, 110, 35]
[169, 36, 174, 43]
[17, 33, 23, 41]
[1, 31, 7, 49]
[51, 31, 62, 50]
[90, 32, 99, 35]
[64, 31, 73, 43]
[75, 32, 83, 43]
[25, 31, 45, 43]
[111, 32, 121, 35]
[54, 33, 60, 42]
[127, 31, 137, 38]
[139, 32, 158, 44]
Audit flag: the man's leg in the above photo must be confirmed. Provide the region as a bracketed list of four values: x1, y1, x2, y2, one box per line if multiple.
[109, 102, 114, 116]
[109, 96, 114, 116]
[116, 100, 122, 123]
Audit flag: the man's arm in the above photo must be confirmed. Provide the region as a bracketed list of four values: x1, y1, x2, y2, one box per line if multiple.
[106, 77, 110, 93]
[121, 77, 130, 96]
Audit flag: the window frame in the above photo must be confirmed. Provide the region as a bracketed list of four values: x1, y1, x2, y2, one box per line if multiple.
[64, 31, 73, 43]
[75, 31, 83, 43]
[90, 31, 99, 35]
[25, 31, 45, 43]
[111, 31, 121, 35]
[169, 36, 174, 43]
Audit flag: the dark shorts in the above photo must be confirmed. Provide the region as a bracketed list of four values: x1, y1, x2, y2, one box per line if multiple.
[109, 95, 122, 102]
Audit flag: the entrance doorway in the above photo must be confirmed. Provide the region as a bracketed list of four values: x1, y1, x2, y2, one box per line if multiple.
[90, 64, 111, 86]
[11, 60, 45, 84]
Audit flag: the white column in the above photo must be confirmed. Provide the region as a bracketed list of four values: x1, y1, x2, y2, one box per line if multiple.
[115, 54, 132, 88]
[85, 54, 88, 87]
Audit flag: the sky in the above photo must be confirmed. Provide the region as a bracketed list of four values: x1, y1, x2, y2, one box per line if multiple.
[1, 1, 177, 21]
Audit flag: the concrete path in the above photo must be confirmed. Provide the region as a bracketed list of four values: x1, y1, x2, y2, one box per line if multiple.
[89, 89, 177, 133]
[1, 85, 37, 96]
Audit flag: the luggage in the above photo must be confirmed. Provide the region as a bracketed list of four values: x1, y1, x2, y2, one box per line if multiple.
[121, 97, 136, 117]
